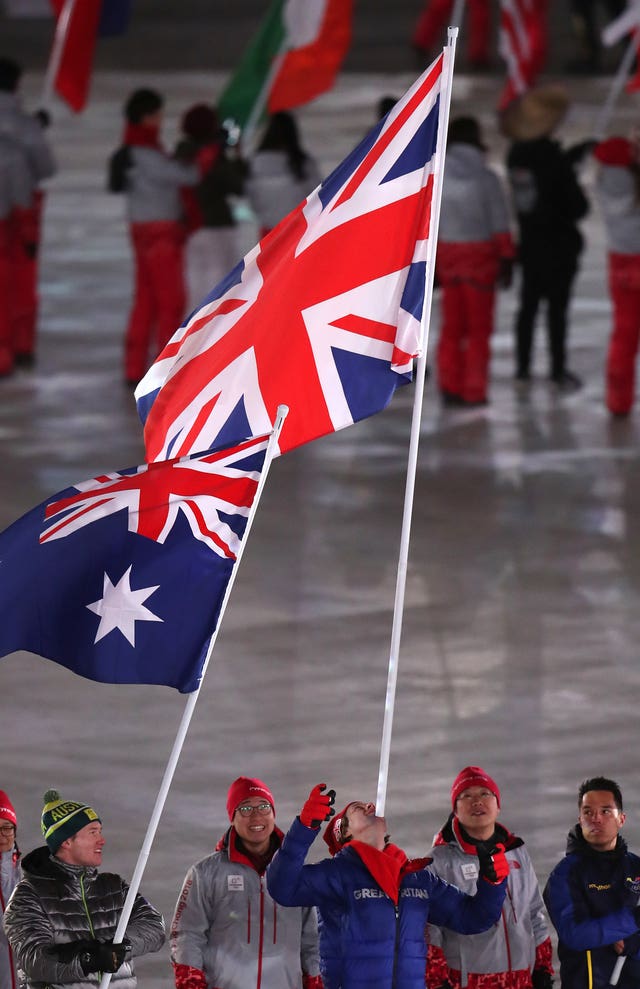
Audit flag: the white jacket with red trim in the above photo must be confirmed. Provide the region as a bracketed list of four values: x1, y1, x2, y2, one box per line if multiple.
[170, 827, 320, 989]
[0, 846, 21, 989]
[426, 815, 552, 989]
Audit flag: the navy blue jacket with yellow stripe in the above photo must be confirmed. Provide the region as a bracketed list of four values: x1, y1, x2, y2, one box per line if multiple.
[543, 826, 640, 988]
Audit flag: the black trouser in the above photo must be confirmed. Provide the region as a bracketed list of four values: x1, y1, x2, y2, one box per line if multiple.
[570, 0, 625, 63]
[515, 249, 579, 379]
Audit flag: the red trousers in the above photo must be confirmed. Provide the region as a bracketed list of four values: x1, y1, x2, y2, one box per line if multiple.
[0, 218, 14, 375]
[436, 241, 502, 403]
[606, 252, 640, 415]
[125, 220, 186, 383]
[12, 193, 43, 359]
[437, 279, 496, 402]
[413, 0, 491, 64]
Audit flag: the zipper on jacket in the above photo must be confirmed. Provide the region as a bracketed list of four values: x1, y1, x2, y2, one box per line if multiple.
[255, 876, 266, 989]
[391, 904, 400, 988]
[79, 873, 102, 977]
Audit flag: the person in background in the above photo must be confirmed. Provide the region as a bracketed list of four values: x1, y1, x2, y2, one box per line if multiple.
[411, 0, 492, 69]
[426, 766, 554, 989]
[435, 115, 515, 407]
[503, 84, 589, 390]
[3, 789, 165, 989]
[592, 132, 640, 416]
[0, 56, 56, 368]
[267, 783, 510, 989]
[245, 111, 322, 239]
[544, 776, 640, 989]
[0, 130, 32, 377]
[0, 790, 20, 989]
[175, 102, 248, 312]
[170, 776, 322, 989]
[108, 87, 198, 385]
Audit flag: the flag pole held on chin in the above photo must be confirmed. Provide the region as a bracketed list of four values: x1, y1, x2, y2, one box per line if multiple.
[375, 27, 458, 817]
[97, 406, 289, 989]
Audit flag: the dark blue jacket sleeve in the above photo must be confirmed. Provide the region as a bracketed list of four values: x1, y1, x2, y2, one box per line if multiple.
[422, 868, 507, 933]
[267, 817, 344, 909]
[544, 858, 639, 951]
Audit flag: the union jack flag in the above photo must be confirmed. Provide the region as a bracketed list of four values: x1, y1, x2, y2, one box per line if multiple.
[0, 435, 268, 692]
[498, 0, 547, 110]
[135, 55, 444, 461]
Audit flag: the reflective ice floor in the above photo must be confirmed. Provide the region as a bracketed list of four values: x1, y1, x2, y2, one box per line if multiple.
[2, 71, 640, 984]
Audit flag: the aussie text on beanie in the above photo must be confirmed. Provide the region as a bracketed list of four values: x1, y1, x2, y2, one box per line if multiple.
[226, 777, 275, 821]
[41, 789, 101, 852]
[451, 767, 500, 809]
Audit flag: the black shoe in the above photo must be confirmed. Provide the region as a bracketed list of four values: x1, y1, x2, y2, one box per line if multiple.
[515, 370, 530, 382]
[552, 370, 582, 392]
[14, 352, 35, 368]
[440, 389, 464, 406]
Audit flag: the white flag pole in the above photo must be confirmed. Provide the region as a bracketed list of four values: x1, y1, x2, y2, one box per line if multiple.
[593, 31, 639, 139]
[451, 0, 466, 30]
[240, 41, 288, 156]
[40, 0, 76, 113]
[376, 29, 458, 816]
[98, 406, 289, 989]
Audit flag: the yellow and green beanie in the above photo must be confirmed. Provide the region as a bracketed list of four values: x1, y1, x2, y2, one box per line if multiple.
[41, 789, 100, 852]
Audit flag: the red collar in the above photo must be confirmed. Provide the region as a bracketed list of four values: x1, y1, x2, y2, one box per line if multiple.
[349, 841, 407, 904]
[123, 122, 162, 149]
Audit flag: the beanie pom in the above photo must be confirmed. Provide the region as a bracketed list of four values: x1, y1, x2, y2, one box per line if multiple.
[43, 789, 60, 804]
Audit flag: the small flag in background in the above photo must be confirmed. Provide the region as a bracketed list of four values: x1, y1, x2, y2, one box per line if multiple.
[136, 55, 445, 461]
[498, 0, 547, 110]
[0, 434, 268, 693]
[219, 0, 352, 133]
[47, 0, 132, 112]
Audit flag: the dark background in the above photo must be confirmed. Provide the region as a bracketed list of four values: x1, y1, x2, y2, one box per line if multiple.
[0, 1, 616, 75]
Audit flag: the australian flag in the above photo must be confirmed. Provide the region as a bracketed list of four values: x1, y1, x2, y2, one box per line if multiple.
[0, 435, 268, 693]
[135, 54, 444, 460]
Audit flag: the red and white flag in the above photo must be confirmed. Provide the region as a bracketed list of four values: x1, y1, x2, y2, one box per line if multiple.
[498, 0, 548, 110]
[136, 56, 446, 459]
[219, 0, 353, 133]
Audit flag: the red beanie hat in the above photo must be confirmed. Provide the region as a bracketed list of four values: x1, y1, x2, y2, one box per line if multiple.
[0, 790, 17, 826]
[226, 777, 275, 821]
[323, 803, 354, 856]
[451, 767, 500, 810]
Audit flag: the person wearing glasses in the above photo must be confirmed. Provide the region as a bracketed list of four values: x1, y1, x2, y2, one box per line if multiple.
[425, 766, 553, 989]
[170, 776, 322, 989]
[266, 784, 510, 989]
[0, 790, 20, 989]
[543, 776, 640, 989]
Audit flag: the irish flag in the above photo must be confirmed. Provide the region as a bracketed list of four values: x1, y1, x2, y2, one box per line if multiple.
[219, 0, 353, 133]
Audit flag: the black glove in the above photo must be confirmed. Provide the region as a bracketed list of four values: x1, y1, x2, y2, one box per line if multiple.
[34, 108, 51, 128]
[300, 783, 336, 829]
[531, 970, 553, 989]
[477, 842, 509, 884]
[79, 939, 127, 974]
[47, 939, 94, 963]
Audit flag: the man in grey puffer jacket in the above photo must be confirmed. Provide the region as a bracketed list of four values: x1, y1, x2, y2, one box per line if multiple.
[3, 789, 165, 989]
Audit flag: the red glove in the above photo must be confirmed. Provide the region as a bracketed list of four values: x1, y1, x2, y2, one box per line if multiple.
[172, 964, 208, 989]
[477, 843, 509, 884]
[300, 784, 336, 829]
[302, 975, 324, 989]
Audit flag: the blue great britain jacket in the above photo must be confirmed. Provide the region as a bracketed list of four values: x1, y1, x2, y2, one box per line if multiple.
[543, 825, 640, 989]
[266, 817, 507, 989]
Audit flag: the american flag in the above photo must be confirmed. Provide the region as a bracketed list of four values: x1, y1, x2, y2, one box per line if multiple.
[135, 54, 444, 461]
[498, 0, 547, 110]
[0, 435, 268, 693]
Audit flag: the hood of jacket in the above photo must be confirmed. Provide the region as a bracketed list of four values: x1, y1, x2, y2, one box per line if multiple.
[433, 812, 523, 853]
[20, 845, 98, 884]
[565, 823, 628, 860]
